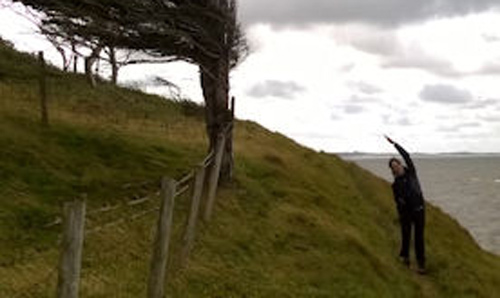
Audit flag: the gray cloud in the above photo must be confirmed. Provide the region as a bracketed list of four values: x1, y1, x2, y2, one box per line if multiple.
[479, 115, 500, 122]
[438, 122, 482, 132]
[246, 80, 305, 99]
[240, 0, 500, 27]
[343, 104, 365, 114]
[383, 114, 413, 126]
[331, 113, 342, 121]
[451, 132, 491, 140]
[466, 98, 499, 109]
[482, 34, 500, 43]
[348, 81, 383, 95]
[458, 122, 482, 128]
[419, 84, 473, 104]
[346, 29, 399, 56]
[384, 56, 500, 78]
[475, 62, 500, 76]
[345, 29, 464, 78]
[398, 117, 413, 126]
[350, 95, 381, 103]
[383, 55, 461, 78]
[340, 63, 356, 73]
[291, 132, 344, 140]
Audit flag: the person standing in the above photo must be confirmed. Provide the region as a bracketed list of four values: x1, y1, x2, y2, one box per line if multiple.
[385, 136, 426, 274]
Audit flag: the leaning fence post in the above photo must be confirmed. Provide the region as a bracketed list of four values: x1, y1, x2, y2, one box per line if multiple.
[230, 96, 235, 118]
[38, 51, 49, 127]
[204, 133, 226, 222]
[57, 198, 86, 298]
[148, 177, 176, 298]
[180, 165, 206, 268]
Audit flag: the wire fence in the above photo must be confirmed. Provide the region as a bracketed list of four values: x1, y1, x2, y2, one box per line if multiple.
[0, 50, 208, 148]
[1, 51, 234, 297]
[1, 127, 230, 298]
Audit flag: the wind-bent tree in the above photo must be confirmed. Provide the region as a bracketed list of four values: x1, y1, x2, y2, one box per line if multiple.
[14, 0, 248, 181]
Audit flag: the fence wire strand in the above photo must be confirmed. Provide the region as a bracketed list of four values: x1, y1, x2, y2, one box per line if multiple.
[1, 79, 232, 296]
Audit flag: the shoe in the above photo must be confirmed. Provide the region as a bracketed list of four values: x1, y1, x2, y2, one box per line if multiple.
[399, 256, 410, 267]
[416, 266, 426, 275]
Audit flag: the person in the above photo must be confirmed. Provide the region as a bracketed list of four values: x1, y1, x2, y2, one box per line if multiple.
[385, 136, 426, 274]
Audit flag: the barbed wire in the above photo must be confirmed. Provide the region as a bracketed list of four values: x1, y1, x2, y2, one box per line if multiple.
[2, 70, 235, 296]
[176, 170, 194, 188]
[85, 206, 160, 235]
[41, 122, 231, 241]
[203, 150, 215, 168]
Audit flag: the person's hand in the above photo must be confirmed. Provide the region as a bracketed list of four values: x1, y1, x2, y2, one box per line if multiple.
[385, 135, 395, 144]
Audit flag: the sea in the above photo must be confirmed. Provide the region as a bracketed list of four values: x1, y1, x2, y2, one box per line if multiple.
[342, 154, 500, 255]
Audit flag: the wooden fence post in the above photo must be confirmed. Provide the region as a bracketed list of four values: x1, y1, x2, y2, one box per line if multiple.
[57, 198, 86, 298]
[230, 96, 235, 118]
[204, 133, 226, 222]
[180, 165, 206, 268]
[148, 177, 176, 298]
[38, 51, 49, 127]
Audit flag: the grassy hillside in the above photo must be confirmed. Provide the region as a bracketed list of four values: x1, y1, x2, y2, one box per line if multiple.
[1, 39, 499, 297]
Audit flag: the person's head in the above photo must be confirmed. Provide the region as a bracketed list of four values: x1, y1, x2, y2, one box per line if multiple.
[388, 158, 405, 177]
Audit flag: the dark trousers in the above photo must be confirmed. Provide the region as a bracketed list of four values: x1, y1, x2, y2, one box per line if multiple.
[399, 208, 425, 267]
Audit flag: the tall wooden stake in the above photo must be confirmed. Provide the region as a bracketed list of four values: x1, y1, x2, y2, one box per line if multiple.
[180, 165, 206, 268]
[204, 133, 226, 221]
[148, 178, 176, 298]
[38, 51, 49, 127]
[57, 198, 86, 298]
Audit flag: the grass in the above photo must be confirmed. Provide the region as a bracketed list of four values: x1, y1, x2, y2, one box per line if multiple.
[0, 39, 499, 297]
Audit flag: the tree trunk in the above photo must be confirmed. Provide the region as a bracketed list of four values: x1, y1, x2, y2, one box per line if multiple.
[84, 46, 102, 87]
[55, 45, 69, 71]
[109, 46, 118, 85]
[72, 42, 78, 73]
[200, 58, 233, 182]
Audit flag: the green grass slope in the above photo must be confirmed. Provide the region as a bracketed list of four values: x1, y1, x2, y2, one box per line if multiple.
[0, 39, 499, 297]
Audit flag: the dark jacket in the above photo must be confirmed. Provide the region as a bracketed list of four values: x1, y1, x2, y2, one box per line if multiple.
[391, 143, 425, 214]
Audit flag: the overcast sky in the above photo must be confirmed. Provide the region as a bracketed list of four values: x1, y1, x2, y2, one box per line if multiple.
[2, 0, 500, 153]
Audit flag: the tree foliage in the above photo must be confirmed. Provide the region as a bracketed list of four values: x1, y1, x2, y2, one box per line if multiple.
[14, 0, 247, 70]
[14, 0, 248, 180]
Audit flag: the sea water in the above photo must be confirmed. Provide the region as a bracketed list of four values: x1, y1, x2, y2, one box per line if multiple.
[345, 155, 500, 255]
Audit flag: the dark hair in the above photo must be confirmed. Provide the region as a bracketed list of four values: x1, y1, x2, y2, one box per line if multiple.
[388, 157, 401, 168]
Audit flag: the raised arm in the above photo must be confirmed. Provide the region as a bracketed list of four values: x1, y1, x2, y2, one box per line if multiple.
[394, 143, 416, 173]
[385, 136, 416, 173]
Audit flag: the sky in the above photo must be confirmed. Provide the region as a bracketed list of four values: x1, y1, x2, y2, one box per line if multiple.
[1, 0, 500, 153]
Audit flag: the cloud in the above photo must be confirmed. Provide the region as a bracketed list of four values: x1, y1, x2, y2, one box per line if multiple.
[346, 29, 500, 79]
[290, 132, 344, 140]
[479, 114, 500, 122]
[348, 81, 383, 95]
[465, 98, 499, 109]
[331, 113, 342, 121]
[419, 84, 473, 104]
[451, 132, 491, 140]
[438, 122, 482, 132]
[350, 95, 381, 104]
[397, 117, 413, 126]
[345, 29, 464, 78]
[482, 34, 500, 43]
[345, 28, 400, 56]
[383, 114, 413, 126]
[372, 39, 464, 77]
[383, 55, 461, 77]
[246, 80, 305, 99]
[240, 0, 500, 27]
[384, 55, 500, 78]
[340, 63, 355, 73]
[343, 104, 365, 114]
[474, 62, 500, 76]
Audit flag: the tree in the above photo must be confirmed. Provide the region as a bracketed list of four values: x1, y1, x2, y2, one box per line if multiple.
[13, 0, 248, 181]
